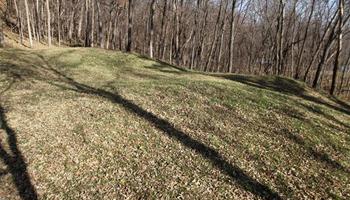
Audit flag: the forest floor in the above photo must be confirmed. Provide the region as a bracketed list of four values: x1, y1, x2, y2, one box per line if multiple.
[0, 47, 349, 199]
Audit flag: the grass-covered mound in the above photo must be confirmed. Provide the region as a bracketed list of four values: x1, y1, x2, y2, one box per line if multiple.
[0, 48, 349, 199]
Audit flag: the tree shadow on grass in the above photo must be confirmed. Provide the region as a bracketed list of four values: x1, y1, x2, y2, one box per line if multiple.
[33, 54, 282, 199]
[135, 54, 188, 72]
[280, 128, 349, 174]
[218, 74, 350, 116]
[0, 106, 38, 200]
[298, 103, 350, 130]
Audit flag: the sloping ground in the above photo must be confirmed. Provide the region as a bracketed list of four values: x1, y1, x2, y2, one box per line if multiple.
[0, 48, 349, 199]
[2, 28, 61, 49]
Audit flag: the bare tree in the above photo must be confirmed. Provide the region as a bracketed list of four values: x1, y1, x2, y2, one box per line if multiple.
[330, 0, 344, 95]
[3, 0, 350, 99]
[126, 0, 133, 52]
[96, 0, 104, 48]
[0, 18, 4, 47]
[46, 0, 51, 47]
[56, 0, 60, 46]
[149, 0, 156, 58]
[24, 0, 33, 47]
[228, 0, 236, 73]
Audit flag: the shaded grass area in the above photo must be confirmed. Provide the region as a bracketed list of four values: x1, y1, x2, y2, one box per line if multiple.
[0, 48, 349, 199]
[217, 74, 350, 116]
[0, 106, 38, 200]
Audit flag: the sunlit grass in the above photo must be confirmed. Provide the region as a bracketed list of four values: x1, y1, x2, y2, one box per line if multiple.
[0, 48, 349, 199]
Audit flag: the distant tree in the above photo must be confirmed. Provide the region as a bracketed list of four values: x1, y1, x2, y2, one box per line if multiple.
[204, 0, 225, 72]
[46, 0, 51, 47]
[149, 0, 156, 58]
[3, 0, 350, 99]
[0, 18, 5, 47]
[56, 0, 61, 46]
[24, 0, 33, 47]
[34, 0, 40, 42]
[228, 0, 236, 73]
[84, 0, 92, 47]
[96, 0, 104, 48]
[330, 0, 344, 95]
[126, 0, 133, 52]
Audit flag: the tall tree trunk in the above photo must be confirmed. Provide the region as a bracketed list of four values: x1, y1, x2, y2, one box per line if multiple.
[216, 0, 228, 72]
[228, 0, 236, 73]
[126, 0, 133, 52]
[46, 0, 51, 47]
[204, 0, 225, 72]
[197, 0, 209, 69]
[312, 21, 337, 88]
[91, 0, 95, 47]
[85, 0, 91, 47]
[277, 0, 285, 75]
[149, 0, 156, 58]
[177, 0, 184, 65]
[0, 18, 4, 47]
[56, 0, 61, 46]
[68, 9, 74, 42]
[96, 0, 104, 48]
[159, 0, 168, 59]
[31, 10, 37, 41]
[294, 0, 315, 79]
[330, 0, 344, 95]
[172, 0, 180, 64]
[338, 56, 350, 94]
[190, 0, 200, 69]
[112, 13, 119, 50]
[77, 5, 84, 41]
[304, 10, 338, 82]
[35, 0, 41, 41]
[106, 9, 113, 49]
[24, 0, 33, 47]
[13, 0, 23, 44]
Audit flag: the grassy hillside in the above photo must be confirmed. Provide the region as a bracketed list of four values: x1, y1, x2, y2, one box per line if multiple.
[0, 48, 349, 199]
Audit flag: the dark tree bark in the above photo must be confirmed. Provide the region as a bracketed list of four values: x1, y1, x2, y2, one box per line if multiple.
[312, 21, 337, 88]
[91, 0, 95, 47]
[96, 0, 103, 48]
[294, 0, 315, 79]
[205, 0, 226, 72]
[159, 0, 168, 60]
[0, 19, 5, 47]
[276, 0, 285, 75]
[84, 0, 92, 47]
[126, 0, 133, 52]
[228, 0, 236, 73]
[149, 0, 156, 58]
[330, 0, 344, 95]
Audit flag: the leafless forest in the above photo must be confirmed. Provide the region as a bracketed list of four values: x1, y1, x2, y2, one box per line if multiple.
[1, 0, 350, 99]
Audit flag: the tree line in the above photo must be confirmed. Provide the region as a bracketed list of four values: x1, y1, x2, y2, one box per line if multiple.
[1, 0, 350, 99]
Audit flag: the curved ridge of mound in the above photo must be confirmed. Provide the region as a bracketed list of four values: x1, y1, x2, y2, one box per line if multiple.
[0, 48, 349, 199]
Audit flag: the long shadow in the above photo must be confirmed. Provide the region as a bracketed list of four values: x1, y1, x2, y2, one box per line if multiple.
[0, 106, 38, 200]
[280, 128, 349, 174]
[298, 103, 350, 130]
[219, 74, 350, 116]
[220, 74, 350, 173]
[34, 54, 281, 199]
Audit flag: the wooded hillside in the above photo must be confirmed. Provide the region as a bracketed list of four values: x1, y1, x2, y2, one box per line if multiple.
[1, 0, 350, 99]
